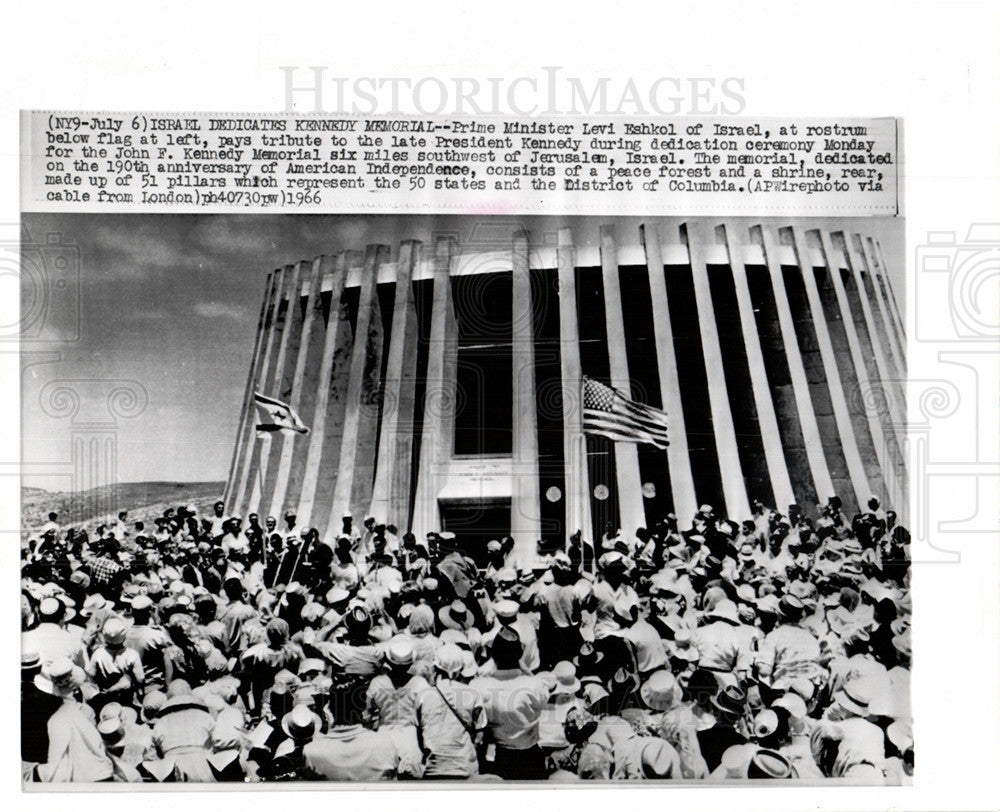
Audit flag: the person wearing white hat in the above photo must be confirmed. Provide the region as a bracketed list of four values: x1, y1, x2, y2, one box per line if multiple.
[21, 647, 63, 775]
[124, 594, 173, 692]
[537, 661, 585, 751]
[692, 599, 756, 684]
[22, 596, 86, 670]
[365, 635, 429, 777]
[600, 716, 682, 779]
[753, 595, 824, 687]
[413, 643, 487, 779]
[86, 617, 145, 713]
[622, 598, 669, 679]
[480, 598, 540, 674]
[34, 658, 115, 782]
[470, 628, 550, 779]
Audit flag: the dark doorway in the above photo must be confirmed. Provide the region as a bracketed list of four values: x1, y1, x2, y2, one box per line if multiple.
[439, 499, 511, 566]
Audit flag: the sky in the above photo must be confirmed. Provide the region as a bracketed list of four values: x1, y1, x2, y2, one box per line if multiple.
[19, 212, 904, 492]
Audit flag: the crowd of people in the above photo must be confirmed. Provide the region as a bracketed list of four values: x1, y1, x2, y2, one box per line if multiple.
[20, 493, 912, 783]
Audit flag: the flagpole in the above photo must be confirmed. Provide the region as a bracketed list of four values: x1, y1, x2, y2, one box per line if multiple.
[257, 460, 268, 572]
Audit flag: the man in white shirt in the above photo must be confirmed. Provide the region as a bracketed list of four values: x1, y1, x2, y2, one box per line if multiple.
[470, 627, 549, 780]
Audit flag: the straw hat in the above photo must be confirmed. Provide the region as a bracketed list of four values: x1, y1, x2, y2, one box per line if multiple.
[640, 670, 679, 711]
[281, 704, 322, 741]
[438, 600, 474, 630]
[384, 635, 415, 668]
[35, 657, 85, 697]
[549, 661, 581, 695]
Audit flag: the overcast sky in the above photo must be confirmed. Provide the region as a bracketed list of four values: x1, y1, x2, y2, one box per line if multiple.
[20, 213, 904, 491]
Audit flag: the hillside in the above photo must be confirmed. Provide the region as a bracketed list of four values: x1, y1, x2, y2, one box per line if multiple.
[21, 481, 225, 534]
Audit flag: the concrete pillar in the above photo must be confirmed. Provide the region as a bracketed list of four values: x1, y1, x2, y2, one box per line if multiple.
[511, 230, 542, 565]
[755, 225, 836, 503]
[224, 272, 275, 514]
[817, 230, 906, 514]
[300, 253, 353, 538]
[868, 237, 907, 365]
[721, 223, 796, 512]
[236, 266, 291, 518]
[789, 227, 872, 509]
[328, 245, 387, 527]
[412, 237, 459, 541]
[268, 255, 324, 521]
[249, 261, 303, 517]
[873, 239, 906, 343]
[859, 236, 905, 377]
[556, 228, 593, 544]
[640, 223, 697, 526]
[370, 241, 421, 530]
[682, 222, 750, 520]
[598, 226, 646, 537]
[839, 232, 907, 430]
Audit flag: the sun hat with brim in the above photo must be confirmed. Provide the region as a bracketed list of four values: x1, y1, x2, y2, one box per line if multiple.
[711, 685, 747, 716]
[640, 739, 677, 779]
[298, 658, 326, 678]
[38, 596, 75, 624]
[128, 594, 154, 612]
[747, 749, 793, 778]
[613, 595, 640, 624]
[141, 691, 168, 723]
[891, 628, 912, 659]
[859, 579, 895, 604]
[640, 670, 679, 711]
[755, 595, 780, 616]
[433, 643, 469, 678]
[493, 599, 520, 621]
[550, 661, 581, 695]
[771, 692, 808, 719]
[438, 600, 474, 630]
[21, 648, 42, 671]
[887, 719, 913, 752]
[103, 617, 128, 646]
[97, 717, 126, 747]
[99, 702, 124, 722]
[384, 635, 416, 667]
[777, 594, 805, 620]
[34, 658, 85, 697]
[834, 678, 877, 717]
[598, 551, 629, 571]
[667, 635, 700, 662]
[707, 599, 741, 625]
[281, 704, 322, 741]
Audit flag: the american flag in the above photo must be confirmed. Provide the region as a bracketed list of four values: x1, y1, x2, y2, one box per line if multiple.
[582, 377, 669, 449]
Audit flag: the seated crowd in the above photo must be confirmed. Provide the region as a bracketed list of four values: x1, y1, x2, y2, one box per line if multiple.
[20, 494, 912, 782]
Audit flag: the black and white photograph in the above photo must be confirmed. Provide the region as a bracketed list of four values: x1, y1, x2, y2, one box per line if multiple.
[20, 212, 912, 784]
[7, 3, 1000, 809]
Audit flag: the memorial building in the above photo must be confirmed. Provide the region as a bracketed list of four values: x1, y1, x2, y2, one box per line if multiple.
[223, 220, 907, 566]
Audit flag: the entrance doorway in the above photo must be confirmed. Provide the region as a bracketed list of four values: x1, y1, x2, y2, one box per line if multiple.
[438, 498, 511, 566]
